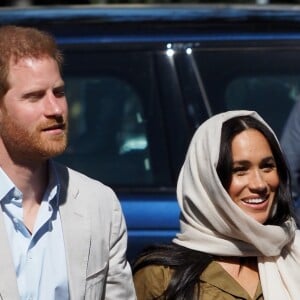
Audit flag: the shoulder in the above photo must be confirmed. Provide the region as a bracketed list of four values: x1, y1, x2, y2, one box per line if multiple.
[54, 161, 114, 192]
[134, 265, 173, 299]
[55, 161, 107, 186]
[54, 161, 119, 209]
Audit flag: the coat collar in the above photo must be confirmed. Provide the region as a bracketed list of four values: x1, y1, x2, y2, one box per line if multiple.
[56, 163, 91, 299]
[0, 163, 92, 299]
[0, 209, 20, 299]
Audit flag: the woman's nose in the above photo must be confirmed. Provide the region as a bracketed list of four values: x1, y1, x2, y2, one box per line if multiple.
[248, 170, 268, 192]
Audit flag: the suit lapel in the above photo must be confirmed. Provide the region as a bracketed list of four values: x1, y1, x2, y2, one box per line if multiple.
[58, 166, 91, 300]
[0, 208, 21, 300]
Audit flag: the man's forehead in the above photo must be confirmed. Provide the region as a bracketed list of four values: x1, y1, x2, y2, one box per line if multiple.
[9, 55, 53, 68]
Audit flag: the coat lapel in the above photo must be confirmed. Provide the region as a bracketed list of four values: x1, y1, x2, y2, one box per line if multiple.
[0, 208, 21, 300]
[57, 165, 91, 300]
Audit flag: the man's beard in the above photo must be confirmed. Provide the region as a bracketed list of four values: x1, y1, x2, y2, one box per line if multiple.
[0, 115, 68, 164]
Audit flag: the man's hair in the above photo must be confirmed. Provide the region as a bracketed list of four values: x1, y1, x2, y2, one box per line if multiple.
[0, 25, 63, 99]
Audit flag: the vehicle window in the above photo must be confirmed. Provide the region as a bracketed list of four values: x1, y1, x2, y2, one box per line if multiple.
[225, 76, 299, 135]
[190, 46, 300, 137]
[55, 48, 172, 188]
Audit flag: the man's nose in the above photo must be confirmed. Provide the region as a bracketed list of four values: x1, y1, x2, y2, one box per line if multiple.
[44, 92, 65, 116]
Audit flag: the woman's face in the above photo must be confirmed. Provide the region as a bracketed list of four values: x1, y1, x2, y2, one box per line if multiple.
[228, 128, 279, 224]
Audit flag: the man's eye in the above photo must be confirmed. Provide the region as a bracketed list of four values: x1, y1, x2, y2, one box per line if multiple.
[53, 88, 65, 98]
[24, 91, 44, 101]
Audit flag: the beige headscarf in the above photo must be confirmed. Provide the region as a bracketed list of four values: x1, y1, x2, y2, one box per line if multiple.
[173, 110, 300, 300]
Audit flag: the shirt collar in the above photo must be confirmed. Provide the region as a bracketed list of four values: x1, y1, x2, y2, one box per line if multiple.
[0, 168, 19, 202]
[201, 261, 263, 299]
[0, 160, 61, 207]
[47, 160, 61, 208]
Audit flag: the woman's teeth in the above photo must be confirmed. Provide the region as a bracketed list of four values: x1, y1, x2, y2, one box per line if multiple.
[243, 198, 266, 204]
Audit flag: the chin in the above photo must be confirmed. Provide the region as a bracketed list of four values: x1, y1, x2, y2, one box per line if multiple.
[31, 143, 67, 160]
[251, 215, 269, 224]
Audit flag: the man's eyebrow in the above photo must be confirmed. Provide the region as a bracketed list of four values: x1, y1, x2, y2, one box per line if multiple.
[53, 84, 65, 89]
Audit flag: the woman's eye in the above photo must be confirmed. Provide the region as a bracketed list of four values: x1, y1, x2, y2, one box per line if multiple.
[232, 166, 247, 175]
[262, 163, 276, 172]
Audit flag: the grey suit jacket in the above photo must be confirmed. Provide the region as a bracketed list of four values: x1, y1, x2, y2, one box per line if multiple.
[0, 162, 136, 300]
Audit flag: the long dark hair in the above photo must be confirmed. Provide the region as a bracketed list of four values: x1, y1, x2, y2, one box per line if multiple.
[216, 115, 294, 225]
[132, 115, 295, 300]
[132, 243, 213, 300]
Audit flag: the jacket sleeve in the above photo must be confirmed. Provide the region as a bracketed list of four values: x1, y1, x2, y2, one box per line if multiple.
[56, 164, 136, 299]
[105, 191, 136, 300]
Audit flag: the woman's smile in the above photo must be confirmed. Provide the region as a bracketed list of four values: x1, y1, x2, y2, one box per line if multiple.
[228, 129, 279, 224]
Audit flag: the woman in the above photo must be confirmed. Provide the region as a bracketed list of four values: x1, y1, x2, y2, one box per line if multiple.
[133, 110, 300, 300]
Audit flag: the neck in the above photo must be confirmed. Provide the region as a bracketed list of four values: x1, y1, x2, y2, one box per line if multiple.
[215, 255, 259, 297]
[2, 160, 50, 234]
[215, 256, 258, 272]
[1, 159, 49, 204]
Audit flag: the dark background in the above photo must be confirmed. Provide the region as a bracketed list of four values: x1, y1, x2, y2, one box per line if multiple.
[2, 0, 300, 6]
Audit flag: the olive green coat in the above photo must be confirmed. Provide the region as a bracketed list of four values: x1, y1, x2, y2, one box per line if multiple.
[134, 261, 263, 300]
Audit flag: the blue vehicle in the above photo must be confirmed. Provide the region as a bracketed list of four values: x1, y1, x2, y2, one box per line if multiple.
[2, 4, 300, 260]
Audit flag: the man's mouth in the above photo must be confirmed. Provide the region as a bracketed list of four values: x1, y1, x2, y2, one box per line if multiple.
[42, 123, 66, 131]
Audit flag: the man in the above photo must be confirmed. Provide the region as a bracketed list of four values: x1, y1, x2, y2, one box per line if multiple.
[0, 25, 136, 299]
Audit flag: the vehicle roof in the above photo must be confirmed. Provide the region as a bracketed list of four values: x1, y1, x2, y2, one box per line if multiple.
[1, 4, 300, 24]
[1, 5, 300, 43]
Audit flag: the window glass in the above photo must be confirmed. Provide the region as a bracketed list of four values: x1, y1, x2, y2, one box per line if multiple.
[225, 76, 299, 136]
[191, 46, 300, 137]
[55, 49, 171, 188]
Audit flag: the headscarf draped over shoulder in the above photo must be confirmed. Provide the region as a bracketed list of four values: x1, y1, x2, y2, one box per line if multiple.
[173, 110, 300, 300]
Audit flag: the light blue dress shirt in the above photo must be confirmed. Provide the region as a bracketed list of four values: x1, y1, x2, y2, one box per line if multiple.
[0, 163, 69, 300]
